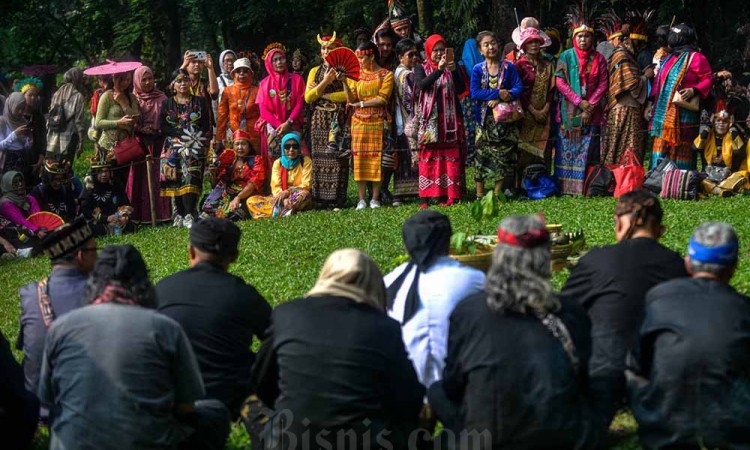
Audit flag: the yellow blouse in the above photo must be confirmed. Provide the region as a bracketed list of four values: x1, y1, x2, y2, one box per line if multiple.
[694, 131, 749, 177]
[346, 68, 394, 104]
[304, 66, 348, 104]
[270, 156, 313, 195]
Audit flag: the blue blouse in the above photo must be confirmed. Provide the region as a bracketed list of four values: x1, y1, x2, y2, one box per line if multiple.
[470, 61, 524, 124]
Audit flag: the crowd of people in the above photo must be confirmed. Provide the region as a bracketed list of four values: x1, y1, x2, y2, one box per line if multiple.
[2, 188, 749, 450]
[1, 1, 750, 257]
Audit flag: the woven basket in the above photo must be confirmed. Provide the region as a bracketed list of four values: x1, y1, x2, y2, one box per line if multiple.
[450, 246, 495, 273]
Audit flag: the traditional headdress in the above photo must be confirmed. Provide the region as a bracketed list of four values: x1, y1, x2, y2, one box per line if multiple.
[262, 42, 288, 60]
[292, 49, 306, 63]
[496, 227, 550, 248]
[232, 129, 252, 142]
[317, 32, 343, 48]
[566, 1, 597, 37]
[598, 11, 626, 41]
[43, 158, 72, 176]
[626, 9, 655, 42]
[36, 217, 94, 260]
[388, 0, 411, 29]
[16, 77, 44, 93]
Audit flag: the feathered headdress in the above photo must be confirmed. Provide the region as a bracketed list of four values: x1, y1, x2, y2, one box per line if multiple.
[566, 1, 598, 37]
[16, 77, 44, 93]
[598, 11, 625, 40]
[626, 9, 655, 42]
[262, 43, 287, 60]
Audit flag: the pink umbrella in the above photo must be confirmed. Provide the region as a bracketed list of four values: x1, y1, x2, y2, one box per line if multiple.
[84, 59, 142, 76]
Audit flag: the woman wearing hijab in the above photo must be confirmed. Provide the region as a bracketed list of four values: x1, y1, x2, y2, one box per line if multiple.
[384, 211, 485, 388]
[304, 34, 350, 210]
[648, 24, 713, 169]
[215, 49, 237, 126]
[246, 132, 312, 218]
[127, 66, 170, 224]
[415, 34, 467, 207]
[0, 171, 44, 244]
[159, 69, 211, 229]
[458, 38, 484, 165]
[216, 58, 261, 152]
[46, 68, 87, 162]
[554, 5, 608, 195]
[0, 93, 33, 176]
[256, 44, 306, 167]
[428, 215, 605, 449]
[250, 248, 424, 450]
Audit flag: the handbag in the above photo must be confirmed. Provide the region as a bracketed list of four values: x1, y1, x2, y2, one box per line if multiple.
[583, 165, 615, 197]
[644, 157, 678, 194]
[612, 149, 645, 197]
[660, 169, 700, 200]
[113, 135, 144, 165]
[671, 90, 700, 112]
[492, 64, 524, 123]
[704, 165, 731, 183]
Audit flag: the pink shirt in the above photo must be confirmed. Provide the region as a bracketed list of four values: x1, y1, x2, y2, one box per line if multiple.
[0, 196, 41, 232]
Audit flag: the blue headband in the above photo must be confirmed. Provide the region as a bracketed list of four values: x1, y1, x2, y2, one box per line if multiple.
[687, 238, 739, 265]
[279, 132, 302, 169]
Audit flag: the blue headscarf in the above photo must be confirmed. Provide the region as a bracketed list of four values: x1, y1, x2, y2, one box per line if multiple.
[461, 38, 484, 73]
[279, 132, 303, 169]
[687, 238, 739, 266]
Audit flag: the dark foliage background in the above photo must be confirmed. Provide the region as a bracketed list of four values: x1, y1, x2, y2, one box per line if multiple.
[1, 0, 749, 89]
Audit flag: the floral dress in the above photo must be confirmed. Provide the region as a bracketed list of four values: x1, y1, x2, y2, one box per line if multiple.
[159, 96, 210, 197]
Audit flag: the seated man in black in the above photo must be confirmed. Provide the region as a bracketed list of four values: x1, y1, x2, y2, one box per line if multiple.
[156, 217, 271, 417]
[628, 222, 750, 450]
[0, 326, 38, 450]
[560, 189, 687, 426]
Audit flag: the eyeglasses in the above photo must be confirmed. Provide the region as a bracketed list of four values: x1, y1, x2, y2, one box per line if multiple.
[284, 143, 300, 150]
[235, 68, 250, 74]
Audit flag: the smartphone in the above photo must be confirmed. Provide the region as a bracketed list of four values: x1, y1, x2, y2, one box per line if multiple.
[193, 51, 207, 61]
[445, 48, 455, 64]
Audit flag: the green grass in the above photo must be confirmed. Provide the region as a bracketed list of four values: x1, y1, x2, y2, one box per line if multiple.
[4, 145, 750, 449]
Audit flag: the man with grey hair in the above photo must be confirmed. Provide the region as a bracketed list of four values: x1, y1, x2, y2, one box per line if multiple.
[627, 222, 750, 449]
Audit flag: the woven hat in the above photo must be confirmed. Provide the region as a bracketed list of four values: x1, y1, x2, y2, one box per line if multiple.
[36, 216, 94, 260]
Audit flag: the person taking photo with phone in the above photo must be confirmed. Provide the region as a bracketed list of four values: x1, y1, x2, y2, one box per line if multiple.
[0, 92, 33, 176]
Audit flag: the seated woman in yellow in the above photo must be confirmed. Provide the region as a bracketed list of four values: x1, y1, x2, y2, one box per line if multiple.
[693, 104, 749, 196]
[247, 132, 313, 218]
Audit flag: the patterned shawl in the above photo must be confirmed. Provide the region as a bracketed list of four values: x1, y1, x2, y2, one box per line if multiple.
[650, 51, 692, 143]
[607, 46, 641, 109]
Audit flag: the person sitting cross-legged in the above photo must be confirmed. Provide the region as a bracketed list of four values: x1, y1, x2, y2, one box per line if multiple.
[628, 222, 750, 450]
[156, 217, 271, 418]
[39, 244, 230, 450]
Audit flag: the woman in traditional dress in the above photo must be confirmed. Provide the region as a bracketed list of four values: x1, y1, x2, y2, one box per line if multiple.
[342, 42, 394, 210]
[554, 5, 608, 195]
[247, 132, 312, 218]
[159, 69, 211, 229]
[215, 49, 237, 133]
[46, 68, 86, 163]
[256, 44, 306, 166]
[470, 31, 524, 198]
[0, 93, 33, 176]
[202, 130, 266, 219]
[31, 159, 77, 222]
[515, 28, 555, 173]
[80, 162, 132, 237]
[392, 38, 420, 204]
[601, 12, 654, 165]
[415, 34, 466, 207]
[648, 24, 713, 170]
[16, 78, 46, 188]
[216, 58, 261, 152]
[0, 171, 45, 244]
[304, 33, 350, 209]
[458, 38, 484, 166]
[128, 66, 171, 224]
[95, 70, 140, 189]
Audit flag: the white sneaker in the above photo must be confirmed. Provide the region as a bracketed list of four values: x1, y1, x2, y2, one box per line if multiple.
[369, 200, 381, 209]
[183, 214, 194, 229]
[356, 200, 367, 210]
[392, 200, 402, 206]
[172, 214, 183, 228]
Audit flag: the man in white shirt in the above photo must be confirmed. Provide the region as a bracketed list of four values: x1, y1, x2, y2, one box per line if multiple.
[384, 211, 486, 388]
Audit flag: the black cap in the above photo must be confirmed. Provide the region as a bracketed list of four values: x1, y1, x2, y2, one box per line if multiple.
[189, 217, 241, 256]
[35, 216, 94, 260]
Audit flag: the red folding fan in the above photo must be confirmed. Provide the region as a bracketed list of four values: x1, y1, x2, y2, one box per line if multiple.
[324, 47, 360, 81]
[27, 212, 64, 231]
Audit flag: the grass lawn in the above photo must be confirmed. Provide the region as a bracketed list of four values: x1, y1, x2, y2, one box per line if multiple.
[3, 147, 749, 449]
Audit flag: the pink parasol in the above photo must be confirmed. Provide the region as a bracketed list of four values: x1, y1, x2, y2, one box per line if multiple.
[84, 59, 142, 76]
